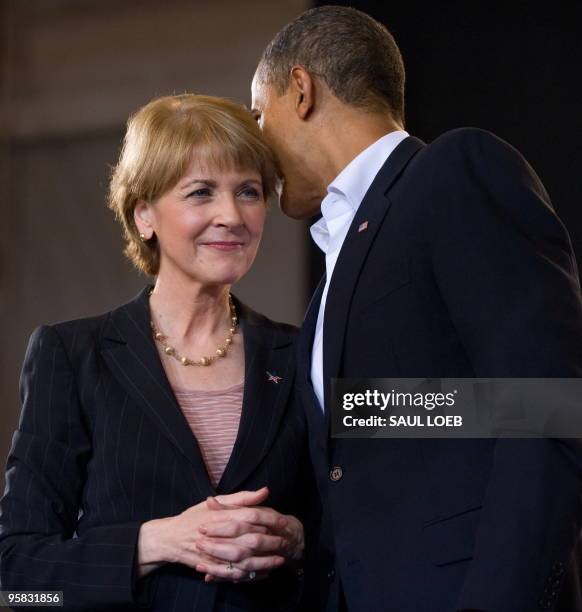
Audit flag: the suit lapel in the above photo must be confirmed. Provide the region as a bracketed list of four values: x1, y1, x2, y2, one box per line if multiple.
[217, 299, 295, 494]
[99, 285, 215, 500]
[297, 276, 328, 449]
[100, 287, 297, 498]
[323, 136, 425, 418]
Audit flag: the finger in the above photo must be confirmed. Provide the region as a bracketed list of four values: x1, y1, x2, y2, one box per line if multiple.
[196, 561, 247, 581]
[177, 548, 225, 570]
[196, 540, 252, 563]
[206, 496, 225, 511]
[234, 554, 286, 572]
[235, 532, 288, 553]
[206, 495, 243, 512]
[199, 520, 269, 537]
[218, 507, 287, 530]
[196, 555, 284, 579]
[200, 533, 288, 554]
[204, 570, 269, 583]
[212, 487, 269, 509]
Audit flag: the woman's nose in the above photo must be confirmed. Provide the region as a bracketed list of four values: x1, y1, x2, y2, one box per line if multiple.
[215, 195, 244, 228]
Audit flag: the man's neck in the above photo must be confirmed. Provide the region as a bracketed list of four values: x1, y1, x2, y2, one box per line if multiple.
[318, 110, 404, 188]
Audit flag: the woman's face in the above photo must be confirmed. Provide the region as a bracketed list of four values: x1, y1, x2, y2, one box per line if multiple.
[136, 154, 267, 288]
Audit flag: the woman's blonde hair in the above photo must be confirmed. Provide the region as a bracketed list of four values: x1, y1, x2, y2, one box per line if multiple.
[108, 94, 279, 276]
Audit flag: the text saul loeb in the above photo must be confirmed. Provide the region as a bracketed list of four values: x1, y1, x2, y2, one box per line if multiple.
[343, 414, 464, 428]
[341, 389, 463, 428]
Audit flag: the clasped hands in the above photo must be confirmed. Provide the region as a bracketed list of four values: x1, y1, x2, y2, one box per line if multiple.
[136, 486, 304, 584]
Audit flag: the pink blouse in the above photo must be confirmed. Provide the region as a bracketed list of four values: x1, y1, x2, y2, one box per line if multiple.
[173, 380, 244, 488]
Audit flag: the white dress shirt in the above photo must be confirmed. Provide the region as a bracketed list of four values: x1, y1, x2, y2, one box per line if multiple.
[310, 130, 409, 411]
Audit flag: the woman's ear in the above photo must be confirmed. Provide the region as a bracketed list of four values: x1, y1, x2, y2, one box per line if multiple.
[134, 200, 154, 240]
[290, 65, 315, 120]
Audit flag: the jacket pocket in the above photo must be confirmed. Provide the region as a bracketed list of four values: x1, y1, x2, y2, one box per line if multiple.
[423, 505, 483, 566]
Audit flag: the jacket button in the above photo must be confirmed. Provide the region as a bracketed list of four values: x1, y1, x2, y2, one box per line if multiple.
[329, 466, 343, 482]
[538, 598, 552, 610]
[327, 568, 336, 581]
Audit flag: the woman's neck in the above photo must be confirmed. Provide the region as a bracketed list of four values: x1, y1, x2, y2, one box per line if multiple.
[148, 274, 232, 343]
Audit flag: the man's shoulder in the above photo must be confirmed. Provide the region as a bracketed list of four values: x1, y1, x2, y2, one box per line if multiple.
[403, 127, 529, 187]
[423, 127, 523, 162]
[425, 127, 508, 153]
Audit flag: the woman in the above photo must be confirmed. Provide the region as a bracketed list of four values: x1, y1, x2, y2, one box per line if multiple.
[0, 95, 311, 611]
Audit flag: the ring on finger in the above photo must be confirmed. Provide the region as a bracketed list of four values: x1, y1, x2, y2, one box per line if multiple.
[248, 570, 256, 581]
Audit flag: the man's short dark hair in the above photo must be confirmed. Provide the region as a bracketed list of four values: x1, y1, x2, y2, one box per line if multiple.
[257, 5, 405, 123]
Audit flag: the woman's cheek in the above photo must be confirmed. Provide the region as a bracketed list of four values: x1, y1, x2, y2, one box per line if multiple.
[250, 207, 267, 238]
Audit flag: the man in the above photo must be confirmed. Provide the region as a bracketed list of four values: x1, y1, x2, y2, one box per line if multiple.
[251, 6, 582, 612]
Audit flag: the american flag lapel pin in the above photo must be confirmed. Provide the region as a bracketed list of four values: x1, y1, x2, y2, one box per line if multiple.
[358, 220, 369, 233]
[266, 371, 282, 384]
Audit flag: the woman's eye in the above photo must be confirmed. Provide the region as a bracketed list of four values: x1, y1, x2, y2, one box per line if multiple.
[238, 187, 262, 199]
[188, 188, 211, 198]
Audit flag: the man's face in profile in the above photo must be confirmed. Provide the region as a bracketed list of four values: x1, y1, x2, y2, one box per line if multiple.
[251, 72, 316, 220]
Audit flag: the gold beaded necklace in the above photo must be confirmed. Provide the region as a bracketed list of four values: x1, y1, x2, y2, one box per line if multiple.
[148, 289, 238, 367]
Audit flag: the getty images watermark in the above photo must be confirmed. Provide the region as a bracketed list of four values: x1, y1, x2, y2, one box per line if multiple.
[331, 378, 582, 438]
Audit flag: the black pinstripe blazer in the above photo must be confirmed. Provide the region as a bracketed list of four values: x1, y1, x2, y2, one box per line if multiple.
[0, 285, 310, 611]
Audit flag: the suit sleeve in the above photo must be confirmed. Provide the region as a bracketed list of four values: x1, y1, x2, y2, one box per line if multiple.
[429, 130, 582, 611]
[0, 325, 158, 610]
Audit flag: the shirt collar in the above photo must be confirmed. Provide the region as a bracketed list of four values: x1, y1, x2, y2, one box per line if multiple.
[310, 192, 353, 255]
[329, 130, 409, 210]
[310, 130, 409, 254]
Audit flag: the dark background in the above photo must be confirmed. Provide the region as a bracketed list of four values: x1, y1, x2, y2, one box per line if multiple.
[309, 1, 582, 291]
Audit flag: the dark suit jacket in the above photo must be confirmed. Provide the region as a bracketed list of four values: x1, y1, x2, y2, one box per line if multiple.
[297, 128, 582, 612]
[0, 285, 310, 611]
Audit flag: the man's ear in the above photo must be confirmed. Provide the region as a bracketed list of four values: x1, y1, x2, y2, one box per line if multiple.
[134, 200, 155, 239]
[290, 65, 315, 120]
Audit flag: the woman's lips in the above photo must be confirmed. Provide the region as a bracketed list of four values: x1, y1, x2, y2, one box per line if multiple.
[201, 241, 245, 251]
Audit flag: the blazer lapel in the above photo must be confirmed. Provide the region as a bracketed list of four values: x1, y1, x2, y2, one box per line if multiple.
[297, 276, 328, 450]
[99, 285, 214, 500]
[217, 299, 296, 494]
[323, 136, 425, 417]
